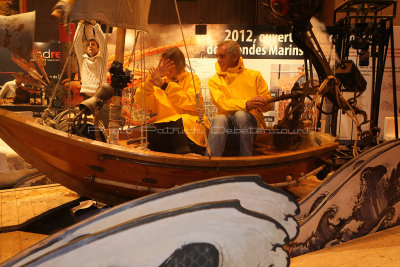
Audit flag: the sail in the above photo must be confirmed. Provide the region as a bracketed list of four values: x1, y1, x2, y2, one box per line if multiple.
[70, 0, 151, 30]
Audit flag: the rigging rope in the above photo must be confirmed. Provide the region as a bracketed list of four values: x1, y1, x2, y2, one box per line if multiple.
[173, 0, 211, 156]
[48, 29, 77, 108]
[127, 31, 140, 128]
[312, 75, 362, 157]
[138, 0, 148, 150]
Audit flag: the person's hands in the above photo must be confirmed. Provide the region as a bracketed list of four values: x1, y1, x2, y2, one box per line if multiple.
[157, 59, 175, 77]
[84, 19, 96, 25]
[246, 96, 270, 111]
[148, 59, 175, 88]
[148, 67, 163, 87]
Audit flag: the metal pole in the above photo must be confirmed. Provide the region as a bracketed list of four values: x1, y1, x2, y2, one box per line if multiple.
[108, 28, 126, 144]
[390, 19, 399, 139]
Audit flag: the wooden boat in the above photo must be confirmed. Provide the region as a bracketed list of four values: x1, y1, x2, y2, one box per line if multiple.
[2, 175, 297, 266]
[0, 0, 341, 205]
[0, 108, 338, 205]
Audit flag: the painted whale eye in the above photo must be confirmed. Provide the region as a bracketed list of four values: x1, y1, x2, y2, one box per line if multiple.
[271, 0, 290, 16]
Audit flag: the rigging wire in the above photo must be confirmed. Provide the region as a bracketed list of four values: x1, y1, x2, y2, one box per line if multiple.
[138, 0, 148, 150]
[173, 0, 211, 156]
[127, 31, 140, 128]
[48, 27, 77, 109]
[66, 23, 72, 136]
[140, 31, 147, 149]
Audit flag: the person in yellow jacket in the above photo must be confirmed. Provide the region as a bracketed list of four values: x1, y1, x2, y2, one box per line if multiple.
[208, 40, 273, 156]
[134, 47, 209, 154]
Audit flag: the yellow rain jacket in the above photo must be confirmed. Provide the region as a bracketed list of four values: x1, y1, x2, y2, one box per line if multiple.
[134, 71, 210, 147]
[208, 57, 273, 130]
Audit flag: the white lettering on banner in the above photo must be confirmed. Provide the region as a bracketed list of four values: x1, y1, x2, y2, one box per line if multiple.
[204, 26, 304, 59]
[269, 44, 304, 56]
[241, 45, 267, 56]
[41, 49, 61, 59]
[207, 46, 218, 55]
[225, 29, 254, 43]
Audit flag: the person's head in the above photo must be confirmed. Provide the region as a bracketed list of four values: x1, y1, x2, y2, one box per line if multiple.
[14, 72, 24, 85]
[216, 40, 241, 71]
[86, 38, 100, 57]
[160, 47, 186, 78]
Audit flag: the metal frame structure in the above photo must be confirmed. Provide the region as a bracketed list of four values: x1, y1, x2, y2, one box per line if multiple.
[333, 0, 398, 140]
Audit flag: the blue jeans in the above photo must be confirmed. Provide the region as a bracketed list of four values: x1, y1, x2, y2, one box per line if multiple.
[208, 111, 257, 156]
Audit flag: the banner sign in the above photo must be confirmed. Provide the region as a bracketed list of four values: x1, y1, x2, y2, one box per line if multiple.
[202, 25, 304, 59]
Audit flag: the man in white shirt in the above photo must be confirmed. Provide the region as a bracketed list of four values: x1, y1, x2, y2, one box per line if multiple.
[0, 75, 24, 101]
[74, 20, 108, 97]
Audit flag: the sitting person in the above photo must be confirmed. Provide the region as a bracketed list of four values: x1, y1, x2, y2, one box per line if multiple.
[208, 40, 273, 157]
[134, 47, 209, 154]
[0, 74, 24, 102]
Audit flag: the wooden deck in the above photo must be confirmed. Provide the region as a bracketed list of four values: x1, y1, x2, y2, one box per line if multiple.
[0, 184, 80, 263]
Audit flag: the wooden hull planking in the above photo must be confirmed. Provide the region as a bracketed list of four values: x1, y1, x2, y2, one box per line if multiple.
[0, 108, 338, 205]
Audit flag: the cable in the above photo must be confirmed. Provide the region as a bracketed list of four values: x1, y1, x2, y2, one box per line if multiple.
[173, 0, 211, 156]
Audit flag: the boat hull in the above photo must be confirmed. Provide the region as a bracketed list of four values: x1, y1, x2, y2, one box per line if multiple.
[0, 108, 338, 205]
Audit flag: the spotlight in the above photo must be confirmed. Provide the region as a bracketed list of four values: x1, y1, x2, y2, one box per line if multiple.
[270, 0, 290, 16]
[195, 24, 207, 35]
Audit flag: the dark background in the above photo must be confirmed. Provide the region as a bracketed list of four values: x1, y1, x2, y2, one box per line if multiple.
[1, 1, 399, 42]
[21, 0, 399, 42]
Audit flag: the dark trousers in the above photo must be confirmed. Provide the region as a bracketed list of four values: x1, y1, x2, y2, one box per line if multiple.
[147, 119, 191, 154]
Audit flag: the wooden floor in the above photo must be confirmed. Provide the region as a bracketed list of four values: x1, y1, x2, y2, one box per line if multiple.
[0, 231, 47, 264]
[291, 225, 400, 266]
[0, 184, 79, 263]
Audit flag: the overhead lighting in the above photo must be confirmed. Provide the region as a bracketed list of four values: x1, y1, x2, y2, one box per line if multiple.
[195, 24, 207, 35]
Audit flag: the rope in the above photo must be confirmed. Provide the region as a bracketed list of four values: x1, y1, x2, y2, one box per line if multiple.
[139, 0, 148, 149]
[335, 83, 361, 156]
[127, 31, 140, 127]
[173, 0, 211, 156]
[48, 23, 78, 108]
[312, 75, 362, 156]
[66, 24, 73, 135]
[309, 75, 334, 130]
